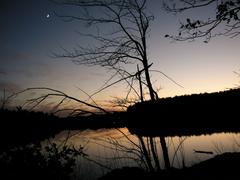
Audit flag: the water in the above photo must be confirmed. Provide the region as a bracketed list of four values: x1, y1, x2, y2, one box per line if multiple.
[48, 128, 240, 180]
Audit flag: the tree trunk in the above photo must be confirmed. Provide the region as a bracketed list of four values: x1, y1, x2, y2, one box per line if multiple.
[143, 60, 155, 101]
[142, 57, 170, 170]
[137, 65, 144, 102]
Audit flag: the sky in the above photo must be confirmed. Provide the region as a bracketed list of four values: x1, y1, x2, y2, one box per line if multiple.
[1, 0, 240, 110]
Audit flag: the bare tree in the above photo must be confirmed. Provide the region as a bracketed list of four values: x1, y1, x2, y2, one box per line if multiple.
[163, 0, 240, 42]
[52, 0, 158, 100]
[51, 0, 174, 170]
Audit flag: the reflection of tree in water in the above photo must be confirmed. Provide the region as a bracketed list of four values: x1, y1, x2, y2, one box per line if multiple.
[74, 128, 189, 173]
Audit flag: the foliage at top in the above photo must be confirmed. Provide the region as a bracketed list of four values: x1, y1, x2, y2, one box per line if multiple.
[164, 0, 240, 42]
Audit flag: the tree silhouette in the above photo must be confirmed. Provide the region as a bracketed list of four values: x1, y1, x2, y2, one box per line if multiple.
[53, 0, 158, 100]
[52, 0, 171, 170]
[164, 0, 240, 42]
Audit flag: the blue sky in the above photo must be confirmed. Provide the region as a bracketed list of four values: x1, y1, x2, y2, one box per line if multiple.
[1, 0, 240, 110]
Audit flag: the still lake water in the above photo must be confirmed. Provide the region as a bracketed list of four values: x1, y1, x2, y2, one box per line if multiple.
[49, 128, 240, 180]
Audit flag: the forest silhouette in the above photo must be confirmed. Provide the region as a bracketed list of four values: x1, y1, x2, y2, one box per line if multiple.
[127, 88, 240, 136]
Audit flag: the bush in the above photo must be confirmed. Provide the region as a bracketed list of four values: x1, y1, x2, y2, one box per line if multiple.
[0, 142, 84, 180]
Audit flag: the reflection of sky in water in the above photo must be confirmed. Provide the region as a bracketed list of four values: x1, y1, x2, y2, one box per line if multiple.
[48, 129, 240, 180]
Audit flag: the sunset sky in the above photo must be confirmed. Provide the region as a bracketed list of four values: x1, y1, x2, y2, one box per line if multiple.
[1, 0, 240, 109]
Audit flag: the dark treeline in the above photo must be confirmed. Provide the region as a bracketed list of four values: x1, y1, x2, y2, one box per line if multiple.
[127, 88, 240, 136]
[0, 109, 61, 151]
[0, 109, 126, 151]
[61, 112, 126, 130]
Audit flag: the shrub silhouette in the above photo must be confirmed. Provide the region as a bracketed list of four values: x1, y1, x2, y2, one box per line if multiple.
[0, 142, 83, 180]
